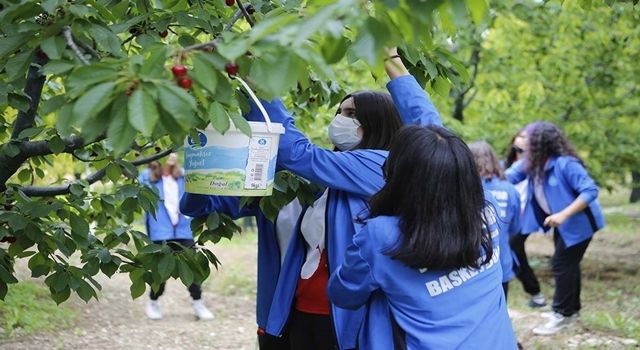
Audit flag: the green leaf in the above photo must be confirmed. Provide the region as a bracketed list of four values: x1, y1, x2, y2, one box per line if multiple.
[106, 163, 122, 182]
[250, 52, 304, 98]
[177, 259, 194, 287]
[69, 213, 89, 238]
[0, 265, 18, 284]
[352, 18, 390, 67]
[17, 127, 44, 139]
[51, 287, 71, 305]
[100, 261, 119, 277]
[140, 46, 168, 77]
[158, 253, 176, 280]
[0, 32, 33, 58]
[3, 143, 20, 158]
[67, 64, 119, 93]
[40, 36, 67, 60]
[107, 95, 137, 154]
[156, 83, 197, 128]
[322, 36, 349, 64]
[206, 212, 220, 230]
[17, 168, 31, 182]
[432, 76, 451, 97]
[191, 53, 218, 94]
[465, 0, 487, 25]
[128, 89, 160, 136]
[208, 102, 230, 134]
[230, 114, 252, 137]
[49, 135, 65, 154]
[90, 24, 124, 57]
[72, 81, 116, 127]
[70, 183, 84, 197]
[130, 277, 146, 299]
[5, 50, 33, 81]
[76, 279, 95, 302]
[44, 60, 76, 75]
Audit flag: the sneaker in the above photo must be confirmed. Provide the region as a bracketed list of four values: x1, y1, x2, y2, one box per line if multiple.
[541, 310, 579, 319]
[145, 300, 162, 320]
[528, 293, 547, 308]
[532, 312, 578, 335]
[192, 299, 214, 320]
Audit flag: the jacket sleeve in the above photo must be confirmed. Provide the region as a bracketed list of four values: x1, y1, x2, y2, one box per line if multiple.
[386, 75, 442, 127]
[509, 188, 522, 236]
[179, 193, 258, 219]
[505, 160, 527, 184]
[562, 158, 599, 204]
[245, 98, 386, 197]
[328, 224, 379, 310]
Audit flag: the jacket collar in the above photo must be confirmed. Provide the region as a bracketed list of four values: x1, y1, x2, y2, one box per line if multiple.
[544, 156, 559, 172]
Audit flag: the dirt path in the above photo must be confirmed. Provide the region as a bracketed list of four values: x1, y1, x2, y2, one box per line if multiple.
[2, 225, 639, 349]
[0, 237, 259, 350]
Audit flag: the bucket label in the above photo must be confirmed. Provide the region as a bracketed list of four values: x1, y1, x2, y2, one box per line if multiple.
[244, 136, 272, 190]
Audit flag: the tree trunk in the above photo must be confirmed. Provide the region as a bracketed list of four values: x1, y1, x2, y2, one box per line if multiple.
[630, 171, 640, 203]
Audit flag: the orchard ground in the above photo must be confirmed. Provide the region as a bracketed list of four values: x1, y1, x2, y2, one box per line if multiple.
[1, 190, 639, 350]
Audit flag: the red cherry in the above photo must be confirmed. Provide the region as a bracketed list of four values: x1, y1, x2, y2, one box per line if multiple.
[225, 0, 235, 6]
[178, 77, 193, 89]
[159, 30, 168, 38]
[225, 63, 239, 76]
[171, 65, 188, 77]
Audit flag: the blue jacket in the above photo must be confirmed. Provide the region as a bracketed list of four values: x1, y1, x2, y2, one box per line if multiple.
[505, 156, 605, 247]
[139, 169, 193, 241]
[483, 177, 521, 283]
[246, 75, 442, 349]
[328, 215, 518, 350]
[179, 195, 281, 330]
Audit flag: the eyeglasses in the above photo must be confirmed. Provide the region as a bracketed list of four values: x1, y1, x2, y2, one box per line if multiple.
[512, 146, 525, 154]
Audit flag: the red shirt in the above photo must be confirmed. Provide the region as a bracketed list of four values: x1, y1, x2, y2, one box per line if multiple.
[295, 250, 330, 315]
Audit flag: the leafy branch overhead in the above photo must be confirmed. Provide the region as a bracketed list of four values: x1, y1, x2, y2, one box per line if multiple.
[3, 0, 633, 304]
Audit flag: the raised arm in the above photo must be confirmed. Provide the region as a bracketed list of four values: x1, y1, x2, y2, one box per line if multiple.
[244, 98, 387, 197]
[385, 48, 442, 127]
[505, 160, 527, 184]
[180, 193, 258, 219]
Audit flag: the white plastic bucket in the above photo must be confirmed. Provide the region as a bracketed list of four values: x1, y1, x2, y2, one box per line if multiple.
[183, 77, 285, 196]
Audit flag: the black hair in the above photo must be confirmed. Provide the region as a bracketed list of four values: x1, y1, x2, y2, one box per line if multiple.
[339, 91, 403, 151]
[370, 125, 493, 270]
[504, 127, 526, 170]
[526, 121, 582, 180]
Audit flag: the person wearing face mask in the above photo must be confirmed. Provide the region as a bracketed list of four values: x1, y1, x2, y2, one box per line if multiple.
[238, 48, 442, 350]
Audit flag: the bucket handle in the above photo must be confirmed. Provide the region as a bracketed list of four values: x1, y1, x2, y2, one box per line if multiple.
[233, 76, 274, 133]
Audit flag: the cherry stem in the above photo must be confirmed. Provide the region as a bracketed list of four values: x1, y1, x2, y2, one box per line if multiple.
[236, 0, 255, 27]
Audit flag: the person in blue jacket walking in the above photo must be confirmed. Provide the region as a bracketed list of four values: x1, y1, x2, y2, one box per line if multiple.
[138, 154, 214, 321]
[504, 128, 547, 308]
[232, 48, 442, 350]
[470, 140, 521, 300]
[328, 126, 518, 350]
[506, 121, 605, 335]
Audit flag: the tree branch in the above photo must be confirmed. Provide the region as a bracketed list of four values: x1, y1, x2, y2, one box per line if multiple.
[63, 26, 90, 65]
[236, 0, 255, 27]
[18, 149, 173, 197]
[181, 8, 245, 52]
[1, 55, 48, 191]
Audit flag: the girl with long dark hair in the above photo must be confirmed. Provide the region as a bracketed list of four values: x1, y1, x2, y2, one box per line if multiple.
[505, 129, 547, 308]
[328, 126, 517, 349]
[506, 121, 605, 335]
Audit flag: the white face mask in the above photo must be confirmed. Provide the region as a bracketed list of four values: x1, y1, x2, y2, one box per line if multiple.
[329, 114, 362, 151]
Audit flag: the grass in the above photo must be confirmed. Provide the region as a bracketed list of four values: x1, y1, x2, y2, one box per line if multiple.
[0, 281, 77, 338]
